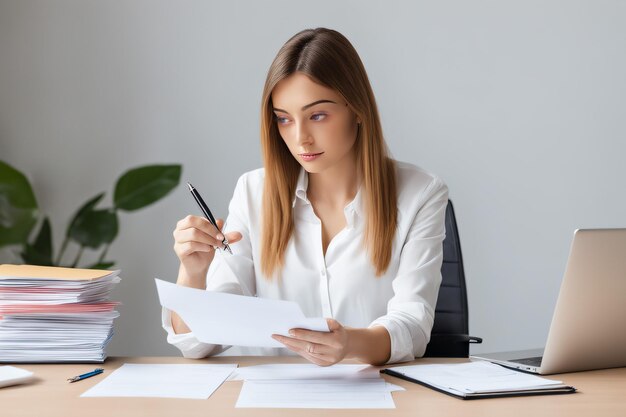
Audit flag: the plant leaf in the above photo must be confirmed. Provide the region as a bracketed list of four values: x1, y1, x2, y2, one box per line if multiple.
[66, 193, 105, 238]
[114, 164, 181, 211]
[68, 208, 118, 249]
[21, 217, 54, 266]
[0, 160, 39, 246]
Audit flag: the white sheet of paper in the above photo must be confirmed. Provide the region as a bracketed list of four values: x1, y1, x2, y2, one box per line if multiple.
[155, 278, 329, 347]
[80, 363, 237, 399]
[0, 366, 35, 388]
[386, 382, 405, 392]
[229, 363, 380, 381]
[236, 378, 396, 409]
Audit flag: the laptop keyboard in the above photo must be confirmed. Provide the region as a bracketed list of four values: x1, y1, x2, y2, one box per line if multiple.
[512, 356, 543, 366]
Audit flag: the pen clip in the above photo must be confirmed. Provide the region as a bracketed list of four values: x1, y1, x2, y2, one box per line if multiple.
[222, 243, 233, 254]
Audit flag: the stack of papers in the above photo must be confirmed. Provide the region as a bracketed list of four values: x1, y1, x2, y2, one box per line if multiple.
[382, 361, 576, 399]
[232, 364, 403, 409]
[0, 264, 121, 363]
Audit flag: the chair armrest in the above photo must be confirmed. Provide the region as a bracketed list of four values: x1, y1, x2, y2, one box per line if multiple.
[429, 334, 483, 344]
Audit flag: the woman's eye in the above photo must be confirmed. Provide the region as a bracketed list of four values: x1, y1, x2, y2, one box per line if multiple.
[274, 113, 326, 124]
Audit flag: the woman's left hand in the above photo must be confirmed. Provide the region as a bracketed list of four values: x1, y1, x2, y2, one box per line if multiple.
[272, 318, 350, 366]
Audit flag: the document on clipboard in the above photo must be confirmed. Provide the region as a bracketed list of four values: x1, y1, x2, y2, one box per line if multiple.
[381, 361, 576, 400]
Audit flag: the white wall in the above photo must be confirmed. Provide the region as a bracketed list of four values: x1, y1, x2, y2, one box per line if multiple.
[1, 0, 624, 357]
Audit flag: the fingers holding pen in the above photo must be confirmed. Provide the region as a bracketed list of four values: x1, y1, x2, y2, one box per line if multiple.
[173, 217, 224, 256]
[215, 219, 243, 245]
[174, 215, 242, 249]
[177, 215, 215, 236]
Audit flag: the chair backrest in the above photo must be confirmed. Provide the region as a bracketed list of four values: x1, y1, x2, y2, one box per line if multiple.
[423, 200, 480, 357]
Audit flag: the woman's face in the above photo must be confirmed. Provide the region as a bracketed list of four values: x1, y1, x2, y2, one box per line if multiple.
[271, 72, 360, 174]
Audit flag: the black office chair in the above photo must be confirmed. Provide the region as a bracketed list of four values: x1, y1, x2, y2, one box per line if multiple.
[423, 200, 482, 357]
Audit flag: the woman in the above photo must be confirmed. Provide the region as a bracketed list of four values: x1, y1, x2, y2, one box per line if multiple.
[164, 27, 448, 366]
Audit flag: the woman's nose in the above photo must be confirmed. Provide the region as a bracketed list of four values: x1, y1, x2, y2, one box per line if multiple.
[296, 122, 313, 146]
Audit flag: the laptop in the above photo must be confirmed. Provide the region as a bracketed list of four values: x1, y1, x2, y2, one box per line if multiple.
[471, 228, 626, 375]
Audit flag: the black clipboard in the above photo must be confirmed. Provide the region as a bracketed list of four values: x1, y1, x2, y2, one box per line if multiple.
[381, 368, 577, 400]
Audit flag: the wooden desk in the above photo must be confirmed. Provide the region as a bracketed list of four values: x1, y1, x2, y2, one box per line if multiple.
[2, 356, 625, 417]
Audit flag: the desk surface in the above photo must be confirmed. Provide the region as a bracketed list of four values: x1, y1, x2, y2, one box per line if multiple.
[2, 356, 625, 417]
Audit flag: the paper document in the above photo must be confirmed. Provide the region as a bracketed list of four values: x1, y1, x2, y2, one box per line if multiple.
[233, 364, 402, 408]
[155, 279, 329, 347]
[229, 363, 380, 381]
[80, 363, 237, 399]
[236, 378, 396, 409]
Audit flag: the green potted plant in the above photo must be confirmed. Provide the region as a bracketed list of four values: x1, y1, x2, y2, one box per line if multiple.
[0, 161, 181, 269]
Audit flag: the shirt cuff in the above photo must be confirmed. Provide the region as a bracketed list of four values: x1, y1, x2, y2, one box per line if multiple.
[161, 307, 226, 359]
[369, 317, 427, 364]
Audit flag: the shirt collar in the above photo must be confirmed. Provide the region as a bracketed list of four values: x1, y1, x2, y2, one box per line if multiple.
[292, 167, 309, 207]
[343, 186, 363, 228]
[291, 167, 363, 228]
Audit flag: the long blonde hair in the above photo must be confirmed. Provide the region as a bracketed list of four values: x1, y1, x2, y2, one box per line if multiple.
[260, 28, 397, 278]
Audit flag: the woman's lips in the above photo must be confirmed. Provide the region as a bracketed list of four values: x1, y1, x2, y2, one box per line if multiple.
[299, 152, 324, 162]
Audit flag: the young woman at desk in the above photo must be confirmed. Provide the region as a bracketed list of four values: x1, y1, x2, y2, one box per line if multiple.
[164, 28, 448, 366]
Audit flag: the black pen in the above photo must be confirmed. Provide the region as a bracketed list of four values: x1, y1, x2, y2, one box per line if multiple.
[67, 368, 104, 383]
[187, 182, 233, 254]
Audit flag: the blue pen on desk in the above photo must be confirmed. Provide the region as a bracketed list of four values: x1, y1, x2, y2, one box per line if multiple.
[67, 368, 104, 383]
[187, 182, 233, 254]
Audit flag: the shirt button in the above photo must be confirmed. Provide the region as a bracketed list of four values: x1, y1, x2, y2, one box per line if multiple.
[321, 269, 326, 276]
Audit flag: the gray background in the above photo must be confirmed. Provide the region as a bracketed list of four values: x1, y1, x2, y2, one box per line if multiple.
[1, 0, 624, 357]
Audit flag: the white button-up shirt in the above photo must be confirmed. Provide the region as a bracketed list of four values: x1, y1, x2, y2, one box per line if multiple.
[162, 160, 448, 364]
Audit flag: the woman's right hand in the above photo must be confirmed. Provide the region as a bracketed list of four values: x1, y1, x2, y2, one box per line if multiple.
[173, 215, 243, 281]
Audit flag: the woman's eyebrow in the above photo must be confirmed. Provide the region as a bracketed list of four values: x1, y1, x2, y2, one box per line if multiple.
[272, 99, 337, 114]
